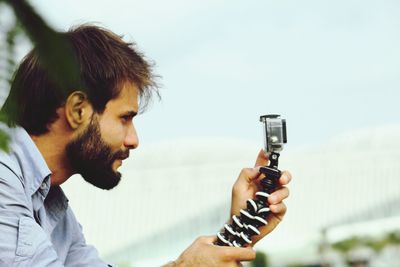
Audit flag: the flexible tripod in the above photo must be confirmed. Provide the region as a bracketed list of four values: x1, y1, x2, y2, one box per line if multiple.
[216, 151, 282, 247]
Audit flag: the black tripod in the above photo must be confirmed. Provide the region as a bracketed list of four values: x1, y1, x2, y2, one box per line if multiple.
[216, 151, 281, 247]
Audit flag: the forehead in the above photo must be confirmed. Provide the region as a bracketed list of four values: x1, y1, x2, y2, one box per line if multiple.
[104, 82, 139, 113]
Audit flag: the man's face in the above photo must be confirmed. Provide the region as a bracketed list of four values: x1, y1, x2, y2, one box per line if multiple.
[66, 82, 139, 190]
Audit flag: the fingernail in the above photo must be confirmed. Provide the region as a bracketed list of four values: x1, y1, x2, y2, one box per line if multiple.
[282, 174, 289, 183]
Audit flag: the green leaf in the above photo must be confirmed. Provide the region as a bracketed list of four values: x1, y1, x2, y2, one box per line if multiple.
[0, 128, 10, 152]
[332, 236, 361, 253]
[250, 250, 269, 267]
[5, 0, 81, 92]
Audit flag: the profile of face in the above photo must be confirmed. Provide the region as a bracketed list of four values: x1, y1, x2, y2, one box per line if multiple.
[66, 82, 139, 190]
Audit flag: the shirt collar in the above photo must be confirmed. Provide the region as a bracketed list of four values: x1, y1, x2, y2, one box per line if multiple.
[44, 185, 69, 232]
[10, 126, 52, 196]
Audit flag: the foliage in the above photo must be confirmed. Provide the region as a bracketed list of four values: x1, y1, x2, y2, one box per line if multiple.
[0, 4, 24, 151]
[1, 15, 23, 85]
[0, 0, 80, 151]
[332, 236, 363, 253]
[332, 231, 400, 253]
[250, 250, 269, 267]
[0, 125, 10, 151]
[2, 0, 80, 90]
[386, 231, 400, 244]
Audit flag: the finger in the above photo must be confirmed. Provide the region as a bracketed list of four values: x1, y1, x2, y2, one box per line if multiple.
[221, 247, 256, 262]
[232, 168, 261, 197]
[251, 204, 287, 244]
[279, 171, 292, 185]
[268, 187, 289, 204]
[254, 149, 268, 167]
[269, 202, 287, 215]
[238, 167, 261, 184]
[199, 235, 217, 244]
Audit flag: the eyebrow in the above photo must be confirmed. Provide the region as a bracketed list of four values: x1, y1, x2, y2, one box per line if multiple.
[121, 111, 138, 117]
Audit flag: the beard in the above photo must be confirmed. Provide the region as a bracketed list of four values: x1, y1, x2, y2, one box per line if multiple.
[66, 117, 129, 190]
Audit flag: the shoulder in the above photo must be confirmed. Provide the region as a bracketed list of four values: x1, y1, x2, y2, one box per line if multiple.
[0, 156, 26, 199]
[0, 124, 25, 185]
[0, 144, 24, 192]
[0, 151, 23, 179]
[0, 152, 31, 218]
[0, 123, 22, 173]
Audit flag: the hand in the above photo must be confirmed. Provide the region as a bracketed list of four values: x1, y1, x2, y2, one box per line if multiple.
[230, 149, 292, 245]
[169, 235, 255, 267]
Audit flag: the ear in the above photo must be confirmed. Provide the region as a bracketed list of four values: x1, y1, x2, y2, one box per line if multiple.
[65, 91, 93, 129]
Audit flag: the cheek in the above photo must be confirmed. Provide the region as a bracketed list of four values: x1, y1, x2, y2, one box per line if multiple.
[99, 119, 126, 150]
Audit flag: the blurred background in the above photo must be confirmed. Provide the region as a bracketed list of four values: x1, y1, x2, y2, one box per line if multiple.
[1, 0, 399, 266]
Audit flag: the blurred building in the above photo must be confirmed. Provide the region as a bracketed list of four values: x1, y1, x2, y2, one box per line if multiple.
[62, 125, 400, 267]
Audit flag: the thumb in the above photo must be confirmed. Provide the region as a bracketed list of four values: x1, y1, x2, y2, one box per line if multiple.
[254, 149, 268, 167]
[201, 235, 218, 244]
[223, 246, 256, 262]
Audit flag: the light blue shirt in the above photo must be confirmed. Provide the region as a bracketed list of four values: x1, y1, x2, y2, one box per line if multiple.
[0, 126, 110, 266]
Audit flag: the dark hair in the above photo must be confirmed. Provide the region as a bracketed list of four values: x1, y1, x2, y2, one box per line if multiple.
[2, 24, 158, 135]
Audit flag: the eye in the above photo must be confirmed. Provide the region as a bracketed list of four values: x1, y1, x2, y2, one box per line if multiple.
[119, 111, 137, 124]
[121, 115, 133, 123]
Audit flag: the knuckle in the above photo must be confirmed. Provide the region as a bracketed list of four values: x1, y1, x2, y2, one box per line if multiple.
[280, 203, 287, 214]
[240, 168, 251, 176]
[270, 187, 289, 203]
[232, 182, 240, 195]
[221, 249, 233, 261]
[282, 203, 287, 214]
[280, 186, 289, 198]
[285, 187, 290, 197]
[196, 236, 206, 243]
[249, 249, 256, 260]
[283, 170, 292, 180]
[271, 202, 287, 214]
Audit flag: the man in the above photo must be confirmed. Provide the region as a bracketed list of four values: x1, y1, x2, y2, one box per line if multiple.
[0, 25, 291, 266]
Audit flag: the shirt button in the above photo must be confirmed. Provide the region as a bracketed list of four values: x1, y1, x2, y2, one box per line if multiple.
[40, 183, 47, 190]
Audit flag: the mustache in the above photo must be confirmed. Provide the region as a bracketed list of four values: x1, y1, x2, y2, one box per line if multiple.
[112, 149, 130, 161]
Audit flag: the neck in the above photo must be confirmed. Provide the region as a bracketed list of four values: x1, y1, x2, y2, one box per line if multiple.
[30, 131, 73, 187]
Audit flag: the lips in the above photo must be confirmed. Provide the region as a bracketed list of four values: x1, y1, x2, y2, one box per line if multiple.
[113, 150, 130, 162]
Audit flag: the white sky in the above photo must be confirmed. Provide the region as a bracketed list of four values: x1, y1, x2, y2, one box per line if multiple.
[3, 0, 399, 149]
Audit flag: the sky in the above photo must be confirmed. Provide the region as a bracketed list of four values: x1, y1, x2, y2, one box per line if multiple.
[2, 0, 400, 149]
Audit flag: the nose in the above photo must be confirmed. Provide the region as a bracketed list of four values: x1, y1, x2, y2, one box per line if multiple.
[124, 123, 139, 149]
